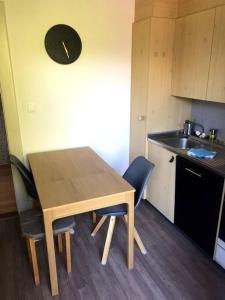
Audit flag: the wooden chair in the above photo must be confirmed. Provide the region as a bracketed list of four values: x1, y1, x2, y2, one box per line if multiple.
[10, 154, 39, 202]
[91, 156, 154, 265]
[20, 209, 75, 286]
[10, 155, 75, 285]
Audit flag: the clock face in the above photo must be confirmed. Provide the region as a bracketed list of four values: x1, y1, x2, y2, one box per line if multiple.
[44, 24, 82, 64]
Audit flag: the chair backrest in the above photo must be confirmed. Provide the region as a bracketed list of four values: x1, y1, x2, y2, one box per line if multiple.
[9, 154, 38, 200]
[123, 156, 154, 209]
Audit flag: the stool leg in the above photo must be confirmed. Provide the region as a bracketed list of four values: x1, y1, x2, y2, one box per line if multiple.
[91, 216, 108, 237]
[28, 239, 40, 286]
[123, 215, 147, 255]
[26, 237, 32, 263]
[92, 212, 97, 224]
[101, 216, 116, 265]
[65, 232, 71, 273]
[57, 234, 63, 254]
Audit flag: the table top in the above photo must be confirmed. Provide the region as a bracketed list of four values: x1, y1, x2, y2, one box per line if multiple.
[28, 147, 134, 210]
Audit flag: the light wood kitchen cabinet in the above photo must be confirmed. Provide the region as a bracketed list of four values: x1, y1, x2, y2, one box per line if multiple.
[172, 9, 215, 100]
[130, 19, 151, 162]
[130, 17, 191, 162]
[146, 18, 190, 134]
[207, 5, 225, 103]
[147, 142, 176, 223]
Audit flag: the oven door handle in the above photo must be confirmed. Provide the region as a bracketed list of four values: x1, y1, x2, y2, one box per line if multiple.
[185, 167, 202, 178]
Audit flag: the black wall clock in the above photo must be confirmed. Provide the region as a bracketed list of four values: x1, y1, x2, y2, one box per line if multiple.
[44, 24, 82, 64]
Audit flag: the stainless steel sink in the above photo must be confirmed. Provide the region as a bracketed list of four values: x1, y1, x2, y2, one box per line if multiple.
[161, 137, 201, 149]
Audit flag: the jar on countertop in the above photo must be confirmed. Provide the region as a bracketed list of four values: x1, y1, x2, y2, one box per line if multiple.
[209, 129, 218, 143]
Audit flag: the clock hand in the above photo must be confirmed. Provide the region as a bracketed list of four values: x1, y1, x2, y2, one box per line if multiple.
[61, 41, 70, 59]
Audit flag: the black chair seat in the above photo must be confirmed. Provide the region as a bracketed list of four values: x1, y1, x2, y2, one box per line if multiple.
[91, 156, 155, 265]
[10, 155, 75, 284]
[10, 155, 76, 239]
[94, 157, 155, 218]
[95, 204, 127, 217]
[20, 209, 75, 240]
[20, 208, 42, 221]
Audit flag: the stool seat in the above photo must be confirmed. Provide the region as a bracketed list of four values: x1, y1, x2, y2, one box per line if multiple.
[20, 209, 75, 240]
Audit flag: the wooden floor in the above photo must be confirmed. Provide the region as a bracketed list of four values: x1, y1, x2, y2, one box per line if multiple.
[1, 201, 225, 300]
[0, 164, 17, 214]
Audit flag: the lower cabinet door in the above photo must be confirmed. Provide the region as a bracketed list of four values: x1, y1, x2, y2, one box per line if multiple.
[147, 143, 176, 223]
[175, 156, 224, 257]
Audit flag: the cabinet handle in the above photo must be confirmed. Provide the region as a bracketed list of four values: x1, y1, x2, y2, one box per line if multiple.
[169, 156, 174, 163]
[137, 115, 145, 121]
[185, 167, 202, 178]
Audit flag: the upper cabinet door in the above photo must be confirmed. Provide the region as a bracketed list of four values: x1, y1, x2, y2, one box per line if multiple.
[207, 6, 225, 103]
[172, 9, 215, 100]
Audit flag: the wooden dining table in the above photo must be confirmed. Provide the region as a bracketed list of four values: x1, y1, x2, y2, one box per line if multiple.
[28, 147, 135, 296]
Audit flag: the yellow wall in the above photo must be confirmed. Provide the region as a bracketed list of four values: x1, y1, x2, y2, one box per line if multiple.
[2, 0, 134, 208]
[0, 2, 27, 211]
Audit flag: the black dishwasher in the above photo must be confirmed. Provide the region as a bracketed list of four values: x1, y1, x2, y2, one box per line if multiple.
[175, 156, 224, 257]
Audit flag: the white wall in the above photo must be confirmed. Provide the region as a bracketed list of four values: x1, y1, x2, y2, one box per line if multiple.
[3, 0, 134, 208]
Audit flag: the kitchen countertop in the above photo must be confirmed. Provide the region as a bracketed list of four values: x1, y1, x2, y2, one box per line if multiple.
[148, 130, 225, 178]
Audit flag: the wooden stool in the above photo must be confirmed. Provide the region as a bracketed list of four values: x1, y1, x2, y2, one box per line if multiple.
[20, 208, 75, 286]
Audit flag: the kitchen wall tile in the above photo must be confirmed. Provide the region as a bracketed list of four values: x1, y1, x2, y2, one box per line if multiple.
[192, 100, 225, 140]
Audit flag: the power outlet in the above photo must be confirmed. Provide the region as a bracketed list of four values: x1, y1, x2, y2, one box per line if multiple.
[27, 102, 36, 113]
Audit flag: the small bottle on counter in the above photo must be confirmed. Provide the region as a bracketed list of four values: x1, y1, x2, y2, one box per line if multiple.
[209, 129, 217, 143]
